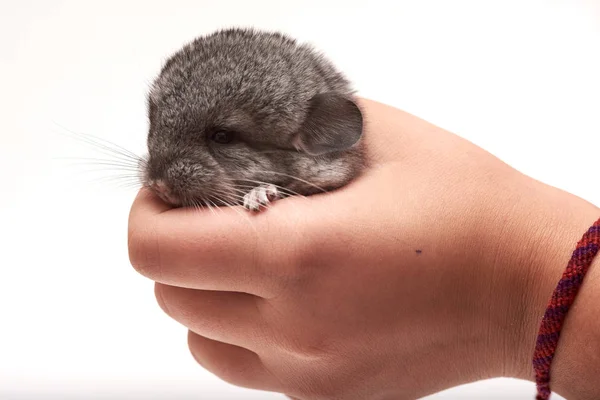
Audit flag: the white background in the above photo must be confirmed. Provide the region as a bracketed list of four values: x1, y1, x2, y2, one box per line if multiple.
[1, 0, 599, 399]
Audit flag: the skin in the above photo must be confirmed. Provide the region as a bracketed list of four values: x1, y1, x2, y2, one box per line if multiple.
[128, 98, 600, 400]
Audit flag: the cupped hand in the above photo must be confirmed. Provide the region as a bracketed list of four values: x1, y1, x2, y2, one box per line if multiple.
[127, 98, 600, 400]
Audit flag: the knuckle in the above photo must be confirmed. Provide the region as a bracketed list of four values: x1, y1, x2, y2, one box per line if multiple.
[297, 333, 331, 359]
[282, 246, 321, 289]
[275, 332, 350, 398]
[268, 239, 320, 295]
[251, 214, 322, 295]
[278, 325, 334, 361]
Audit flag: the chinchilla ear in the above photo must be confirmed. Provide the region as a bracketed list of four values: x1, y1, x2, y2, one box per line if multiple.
[294, 92, 363, 156]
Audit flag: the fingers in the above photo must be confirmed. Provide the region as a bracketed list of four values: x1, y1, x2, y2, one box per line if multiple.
[187, 331, 281, 392]
[155, 283, 268, 349]
[128, 187, 310, 297]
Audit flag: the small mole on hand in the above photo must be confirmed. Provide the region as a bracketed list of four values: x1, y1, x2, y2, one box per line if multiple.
[415, 250, 422, 255]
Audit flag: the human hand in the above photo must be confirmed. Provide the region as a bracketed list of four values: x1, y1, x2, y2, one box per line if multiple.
[127, 98, 600, 400]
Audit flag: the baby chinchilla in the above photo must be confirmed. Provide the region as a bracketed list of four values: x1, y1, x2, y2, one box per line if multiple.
[143, 27, 365, 211]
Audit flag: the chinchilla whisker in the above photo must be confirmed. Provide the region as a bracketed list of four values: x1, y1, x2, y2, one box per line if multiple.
[205, 199, 217, 216]
[182, 199, 202, 216]
[188, 198, 199, 211]
[231, 179, 289, 191]
[233, 180, 307, 199]
[66, 165, 142, 174]
[208, 194, 258, 234]
[230, 183, 289, 196]
[251, 170, 328, 194]
[248, 149, 290, 156]
[115, 180, 142, 188]
[84, 169, 141, 176]
[53, 128, 145, 171]
[61, 165, 142, 175]
[88, 178, 143, 188]
[227, 185, 290, 202]
[202, 200, 214, 216]
[74, 130, 142, 162]
[63, 132, 141, 163]
[212, 186, 245, 200]
[221, 193, 246, 203]
[76, 175, 142, 191]
[112, 181, 143, 190]
[206, 200, 218, 217]
[70, 171, 142, 181]
[70, 143, 140, 166]
[52, 121, 143, 162]
[211, 189, 246, 204]
[54, 157, 142, 168]
[82, 173, 142, 183]
[83, 175, 137, 184]
[221, 177, 307, 199]
[225, 187, 253, 197]
[64, 140, 142, 167]
[208, 199, 226, 215]
[94, 175, 142, 182]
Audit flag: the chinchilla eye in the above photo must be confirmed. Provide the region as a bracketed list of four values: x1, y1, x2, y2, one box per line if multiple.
[211, 130, 235, 144]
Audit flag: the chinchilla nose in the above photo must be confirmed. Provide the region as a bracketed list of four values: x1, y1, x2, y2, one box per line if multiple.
[147, 178, 181, 206]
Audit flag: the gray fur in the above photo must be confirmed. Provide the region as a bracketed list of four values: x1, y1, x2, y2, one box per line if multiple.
[143, 27, 365, 209]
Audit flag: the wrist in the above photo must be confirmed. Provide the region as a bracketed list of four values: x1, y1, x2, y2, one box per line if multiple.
[547, 256, 600, 400]
[496, 174, 600, 398]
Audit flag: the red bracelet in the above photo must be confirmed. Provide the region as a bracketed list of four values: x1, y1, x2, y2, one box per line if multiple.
[533, 217, 600, 399]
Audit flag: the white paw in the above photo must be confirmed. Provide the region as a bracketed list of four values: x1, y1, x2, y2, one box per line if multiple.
[243, 184, 279, 211]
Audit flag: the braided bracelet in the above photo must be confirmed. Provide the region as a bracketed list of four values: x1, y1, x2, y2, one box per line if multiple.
[533, 217, 600, 399]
